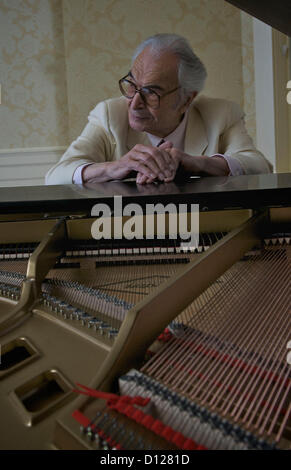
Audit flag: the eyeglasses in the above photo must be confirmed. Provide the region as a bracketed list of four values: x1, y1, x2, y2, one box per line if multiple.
[119, 74, 180, 109]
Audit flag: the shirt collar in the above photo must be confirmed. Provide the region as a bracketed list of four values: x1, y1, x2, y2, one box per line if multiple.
[146, 110, 189, 150]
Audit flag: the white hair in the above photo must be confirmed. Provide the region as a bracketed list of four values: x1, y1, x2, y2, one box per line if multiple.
[132, 33, 207, 99]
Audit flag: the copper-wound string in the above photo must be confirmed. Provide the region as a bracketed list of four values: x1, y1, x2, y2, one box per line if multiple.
[259, 360, 290, 439]
[257, 358, 290, 433]
[147, 249, 269, 387]
[144, 266, 250, 383]
[141, 245, 290, 445]
[140, 266, 231, 377]
[274, 396, 291, 444]
[206, 247, 289, 412]
[230, 299, 290, 422]
[187, 247, 288, 403]
[145, 279, 223, 382]
[143, 264, 250, 380]
[173, 259, 263, 394]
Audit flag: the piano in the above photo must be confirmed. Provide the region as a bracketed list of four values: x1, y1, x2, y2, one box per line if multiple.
[1, 0, 291, 451]
[0, 172, 290, 450]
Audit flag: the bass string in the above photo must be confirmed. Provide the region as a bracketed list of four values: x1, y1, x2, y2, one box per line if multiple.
[141, 245, 290, 443]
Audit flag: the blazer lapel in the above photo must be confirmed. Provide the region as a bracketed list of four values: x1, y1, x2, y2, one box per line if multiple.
[184, 104, 208, 156]
[126, 126, 151, 151]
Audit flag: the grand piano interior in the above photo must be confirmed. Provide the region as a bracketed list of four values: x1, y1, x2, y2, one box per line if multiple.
[0, 0, 291, 451]
[0, 173, 290, 450]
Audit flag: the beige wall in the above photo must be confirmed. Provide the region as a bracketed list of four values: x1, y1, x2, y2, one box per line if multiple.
[0, 0, 69, 149]
[0, 0, 256, 152]
[240, 10, 256, 141]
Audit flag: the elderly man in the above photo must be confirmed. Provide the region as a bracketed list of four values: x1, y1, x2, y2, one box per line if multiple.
[45, 34, 271, 186]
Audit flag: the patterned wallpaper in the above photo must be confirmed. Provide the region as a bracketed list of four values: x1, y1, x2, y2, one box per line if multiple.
[0, 0, 256, 149]
[0, 0, 69, 149]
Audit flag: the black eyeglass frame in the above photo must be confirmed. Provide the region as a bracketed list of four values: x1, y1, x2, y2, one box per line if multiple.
[118, 74, 180, 109]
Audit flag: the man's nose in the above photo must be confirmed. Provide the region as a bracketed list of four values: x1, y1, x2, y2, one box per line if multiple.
[130, 91, 145, 109]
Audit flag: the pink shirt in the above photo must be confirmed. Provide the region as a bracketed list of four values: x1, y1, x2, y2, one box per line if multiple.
[73, 112, 243, 183]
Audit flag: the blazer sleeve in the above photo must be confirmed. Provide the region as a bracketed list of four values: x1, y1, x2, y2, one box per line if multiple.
[218, 101, 272, 175]
[45, 101, 116, 185]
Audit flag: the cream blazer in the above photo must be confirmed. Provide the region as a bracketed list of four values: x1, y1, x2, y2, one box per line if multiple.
[45, 96, 272, 185]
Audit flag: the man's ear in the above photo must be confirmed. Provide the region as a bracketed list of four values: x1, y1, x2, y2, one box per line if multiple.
[180, 91, 198, 113]
[185, 91, 197, 106]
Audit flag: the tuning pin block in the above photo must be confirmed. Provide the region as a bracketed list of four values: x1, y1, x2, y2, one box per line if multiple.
[0, 283, 20, 300]
[40, 288, 119, 339]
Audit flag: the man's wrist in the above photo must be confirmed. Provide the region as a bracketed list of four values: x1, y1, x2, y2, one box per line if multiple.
[73, 164, 91, 184]
[180, 154, 205, 174]
[82, 163, 97, 182]
[82, 162, 112, 182]
[180, 154, 229, 176]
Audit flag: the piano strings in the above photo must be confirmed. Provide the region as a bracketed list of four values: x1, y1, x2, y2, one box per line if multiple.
[73, 237, 291, 449]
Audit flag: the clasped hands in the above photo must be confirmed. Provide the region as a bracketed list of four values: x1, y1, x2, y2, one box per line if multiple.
[117, 143, 229, 183]
[115, 141, 189, 185]
[135, 141, 178, 184]
[83, 141, 208, 184]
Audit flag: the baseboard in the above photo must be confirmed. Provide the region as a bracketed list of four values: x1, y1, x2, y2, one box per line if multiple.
[0, 147, 66, 187]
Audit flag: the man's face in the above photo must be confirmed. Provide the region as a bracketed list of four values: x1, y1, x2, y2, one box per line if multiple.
[127, 48, 188, 138]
